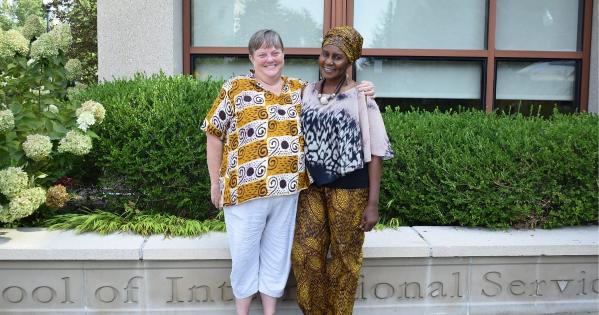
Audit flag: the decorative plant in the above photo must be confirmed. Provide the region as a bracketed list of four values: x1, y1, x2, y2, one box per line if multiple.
[0, 16, 104, 223]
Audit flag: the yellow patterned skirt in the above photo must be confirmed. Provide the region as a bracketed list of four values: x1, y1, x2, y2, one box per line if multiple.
[291, 185, 369, 315]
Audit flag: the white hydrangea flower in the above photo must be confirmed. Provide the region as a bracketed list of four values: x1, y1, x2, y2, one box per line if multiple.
[7, 187, 45, 220]
[50, 24, 72, 52]
[67, 82, 88, 100]
[0, 29, 6, 57]
[6, 30, 29, 56]
[64, 59, 82, 80]
[0, 167, 28, 198]
[22, 134, 53, 161]
[0, 29, 11, 58]
[30, 32, 59, 59]
[76, 110, 95, 131]
[0, 203, 12, 223]
[7, 195, 34, 220]
[0, 109, 15, 132]
[27, 187, 46, 207]
[58, 130, 92, 155]
[76, 100, 106, 124]
[0, 29, 29, 58]
[21, 16, 44, 40]
[44, 104, 59, 114]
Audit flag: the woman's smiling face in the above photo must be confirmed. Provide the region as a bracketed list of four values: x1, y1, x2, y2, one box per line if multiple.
[249, 44, 285, 80]
[318, 44, 350, 81]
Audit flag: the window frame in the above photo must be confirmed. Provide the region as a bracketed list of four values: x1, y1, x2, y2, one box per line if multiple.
[183, 0, 330, 73]
[493, 58, 582, 112]
[191, 54, 321, 82]
[183, 0, 594, 112]
[353, 56, 487, 110]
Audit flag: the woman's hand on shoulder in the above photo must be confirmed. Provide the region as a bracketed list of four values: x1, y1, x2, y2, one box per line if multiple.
[356, 80, 376, 98]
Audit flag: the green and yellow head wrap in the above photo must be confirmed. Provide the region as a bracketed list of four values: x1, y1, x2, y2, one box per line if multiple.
[322, 26, 363, 63]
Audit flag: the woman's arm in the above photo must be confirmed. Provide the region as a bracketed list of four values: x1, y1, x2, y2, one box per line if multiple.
[207, 133, 224, 208]
[361, 156, 382, 231]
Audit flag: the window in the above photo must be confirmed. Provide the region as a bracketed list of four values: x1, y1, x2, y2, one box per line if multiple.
[356, 58, 483, 110]
[193, 56, 319, 82]
[191, 0, 324, 48]
[354, 0, 487, 50]
[495, 60, 578, 115]
[187, 0, 325, 85]
[496, 0, 582, 51]
[184, 0, 594, 112]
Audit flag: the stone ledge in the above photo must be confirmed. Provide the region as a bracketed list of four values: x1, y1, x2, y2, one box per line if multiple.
[0, 225, 596, 261]
[0, 228, 144, 260]
[0, 226, 597, 314]
[142, 232, 231, 260]
[413, 225, 599, 257]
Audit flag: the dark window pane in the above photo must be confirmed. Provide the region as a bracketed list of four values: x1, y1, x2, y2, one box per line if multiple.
[496, 60, 578, 115]
[356, 58, 484, 111]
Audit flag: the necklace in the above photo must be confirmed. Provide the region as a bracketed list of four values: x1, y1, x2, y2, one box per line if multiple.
[258, 78, 281, 87]
[318, 76, 346, 105]
[256, 77, 283, 93]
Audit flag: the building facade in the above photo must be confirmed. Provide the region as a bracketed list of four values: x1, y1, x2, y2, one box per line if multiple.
[98, 0, 598, 113]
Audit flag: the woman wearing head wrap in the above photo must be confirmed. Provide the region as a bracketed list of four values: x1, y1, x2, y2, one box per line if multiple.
[202, 29, 376, 315]
[291, 26, 394, 314]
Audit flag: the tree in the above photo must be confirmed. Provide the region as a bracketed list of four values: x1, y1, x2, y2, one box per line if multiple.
[0, 0, 96, 84]
[0, 0, 44, 31]
[49, 0, 97, 84]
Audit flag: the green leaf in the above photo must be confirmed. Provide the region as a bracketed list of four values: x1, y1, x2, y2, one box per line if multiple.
[51, 121, 69, 134]
[86, 130, 99, 139]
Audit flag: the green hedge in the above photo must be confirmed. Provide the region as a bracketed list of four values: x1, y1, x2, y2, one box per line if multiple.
[71, 74, 221, 219]
[381, 109, 598, 228]
[73, 74, 598, 227]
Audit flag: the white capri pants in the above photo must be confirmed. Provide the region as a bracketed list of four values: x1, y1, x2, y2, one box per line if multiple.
[223, 193, 299, 299]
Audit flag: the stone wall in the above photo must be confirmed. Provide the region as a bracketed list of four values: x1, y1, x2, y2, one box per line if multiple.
[0, 227, 597, 314]
[97, 0, 182, 81]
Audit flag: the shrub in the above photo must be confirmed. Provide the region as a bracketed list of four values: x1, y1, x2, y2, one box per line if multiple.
[72, 75, 598, 228]
[380, 109, 598, 228]
[71, 74, 221, 219]
[0, 20, 104, 224]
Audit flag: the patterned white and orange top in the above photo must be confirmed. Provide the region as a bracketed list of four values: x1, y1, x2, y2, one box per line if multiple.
[201, 72, 310, 207]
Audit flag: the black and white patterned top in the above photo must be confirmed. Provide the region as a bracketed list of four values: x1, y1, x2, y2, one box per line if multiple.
[301, 83, 394, 186]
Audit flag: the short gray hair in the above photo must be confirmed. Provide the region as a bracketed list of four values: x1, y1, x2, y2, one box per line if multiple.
[248, 29, 284, 55]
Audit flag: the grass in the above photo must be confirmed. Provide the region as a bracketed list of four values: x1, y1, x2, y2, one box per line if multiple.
[41, 202, 411, 236]
[43, 203, 226, 237]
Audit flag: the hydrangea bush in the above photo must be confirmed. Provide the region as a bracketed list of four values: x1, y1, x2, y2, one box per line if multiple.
[0, 17, 105, 223]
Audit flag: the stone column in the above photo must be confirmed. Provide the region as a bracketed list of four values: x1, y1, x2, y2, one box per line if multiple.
[97, 0, 182, 81]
